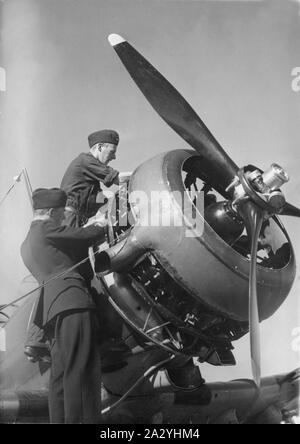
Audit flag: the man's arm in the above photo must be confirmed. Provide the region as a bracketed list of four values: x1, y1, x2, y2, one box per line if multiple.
[83, 155, 119, 187]
[45, 220, 106, 247]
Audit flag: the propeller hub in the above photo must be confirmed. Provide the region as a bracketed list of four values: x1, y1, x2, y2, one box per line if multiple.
[228, 164, 289, 215]
[262, 164, 289, 191]
[267, 191, 287, 210]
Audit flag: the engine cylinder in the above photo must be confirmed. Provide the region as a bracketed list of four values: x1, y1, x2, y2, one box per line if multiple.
[204, 201, 244, 245]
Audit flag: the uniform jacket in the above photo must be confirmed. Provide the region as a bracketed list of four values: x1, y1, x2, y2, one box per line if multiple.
[60, 153, 119, 218]
[21, 219, 105, 327]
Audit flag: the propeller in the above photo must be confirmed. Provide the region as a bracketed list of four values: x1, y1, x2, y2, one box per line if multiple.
[238, 202, 265, 387]
[280, 202, 300, 218]
[108, 33, 298, 388]
[108, 34, 238, 197]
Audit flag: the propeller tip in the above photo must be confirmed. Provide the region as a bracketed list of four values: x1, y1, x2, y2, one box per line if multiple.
[108, 34, 125, 47]
[251, 358, 261, 388]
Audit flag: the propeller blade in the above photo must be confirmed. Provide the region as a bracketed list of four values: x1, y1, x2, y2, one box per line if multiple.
[108, 34, 238, 195]
[249, 214, 263, 388]
[280, 202, 300, 218]
[238, 202, 264, 388]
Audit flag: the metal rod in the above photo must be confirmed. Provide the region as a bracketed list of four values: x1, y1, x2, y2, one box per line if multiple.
[22, 168, 33, 212]
[142, 307, 153, 331]
[165, 325, 181, 349]
[23, 168, 33, 193]
[0, 171, 22, 209]
[145, 321, 170, 334]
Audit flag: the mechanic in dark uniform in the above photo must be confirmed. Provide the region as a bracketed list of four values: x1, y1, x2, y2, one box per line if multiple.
[21, 188, 107, 423]
[61, 129, 120, 228]
[24, 130, 123, 360]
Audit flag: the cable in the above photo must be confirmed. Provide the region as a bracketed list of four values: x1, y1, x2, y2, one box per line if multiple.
[101, 354, 175, 415]
[0, 253, 93, 312]
[0, 311, 9, 320]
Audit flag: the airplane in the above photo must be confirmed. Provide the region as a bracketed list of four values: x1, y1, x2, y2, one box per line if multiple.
[0, 33, 299, 424]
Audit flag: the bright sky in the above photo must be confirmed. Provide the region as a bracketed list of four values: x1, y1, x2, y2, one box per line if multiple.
[0, 0, 299, 382]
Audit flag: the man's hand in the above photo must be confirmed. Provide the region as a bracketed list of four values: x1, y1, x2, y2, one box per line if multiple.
[184, 172, 198, 189]
[83, 212, 108, 228]
[93, 212, 108, 228]
[119, 171, 132, 183]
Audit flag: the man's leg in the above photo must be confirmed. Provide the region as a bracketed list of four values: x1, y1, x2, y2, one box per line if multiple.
[56, 310, 102, 424]
[24, 299, 50, 362]
[25, 322, 46, 347]
[46, 317, 65, 423]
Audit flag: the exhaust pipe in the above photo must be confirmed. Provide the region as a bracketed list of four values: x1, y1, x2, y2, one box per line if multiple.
[95, 234, 147, 273]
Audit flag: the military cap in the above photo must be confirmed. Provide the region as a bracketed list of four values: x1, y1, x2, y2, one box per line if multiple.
[32, 188, 67, 210]
[88, 129, 119, 148]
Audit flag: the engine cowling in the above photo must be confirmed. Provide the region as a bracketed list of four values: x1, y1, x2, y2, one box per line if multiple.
[98, 149, 295, 323]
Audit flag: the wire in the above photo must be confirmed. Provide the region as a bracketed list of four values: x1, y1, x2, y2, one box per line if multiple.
[101, 354, 175, 415]
[0, 253, 93, 312]
[0, 311, 9, 320]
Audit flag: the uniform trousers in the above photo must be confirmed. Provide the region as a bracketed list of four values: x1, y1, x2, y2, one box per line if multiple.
[46, 309, 101, 424]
